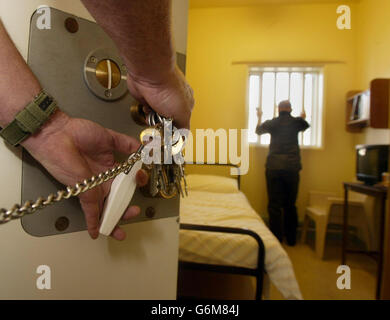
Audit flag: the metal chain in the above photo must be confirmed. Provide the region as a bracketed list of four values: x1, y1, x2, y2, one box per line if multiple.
[0, 111, 181, 225]
[0, 151, 142, 225]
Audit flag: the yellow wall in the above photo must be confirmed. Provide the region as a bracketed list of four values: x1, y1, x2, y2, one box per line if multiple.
[355, 0, 390, 145]
[355, 0, 390, 299]
[186, 3, 358, 220]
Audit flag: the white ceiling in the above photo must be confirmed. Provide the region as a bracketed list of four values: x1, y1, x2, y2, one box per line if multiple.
[190, 0, 358, 8]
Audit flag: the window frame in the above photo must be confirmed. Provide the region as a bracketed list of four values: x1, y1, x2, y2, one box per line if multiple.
[246, 65, 325, 150]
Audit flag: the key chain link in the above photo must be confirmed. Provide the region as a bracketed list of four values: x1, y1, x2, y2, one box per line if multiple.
[0, 151, 142, 225]
[0, 110, 186, 226]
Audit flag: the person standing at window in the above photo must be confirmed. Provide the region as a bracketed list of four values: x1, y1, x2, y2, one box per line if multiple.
[256, 100, 309, 246]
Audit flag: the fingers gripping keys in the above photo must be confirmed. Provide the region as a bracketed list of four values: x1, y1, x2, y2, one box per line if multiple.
[99, 109, 187, 236]
[0, 106, 187, 235]
[0, 107, 187, 232]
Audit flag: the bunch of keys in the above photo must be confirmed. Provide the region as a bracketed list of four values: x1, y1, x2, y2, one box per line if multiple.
[0, 105, 187, 234]
[140, 112, 188, 199]
[99, 106, 188, 236]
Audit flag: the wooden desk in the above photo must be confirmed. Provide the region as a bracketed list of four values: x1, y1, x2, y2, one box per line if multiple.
[342, 182, 387, 300]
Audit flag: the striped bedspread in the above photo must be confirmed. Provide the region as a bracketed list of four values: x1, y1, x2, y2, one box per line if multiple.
[179, 189, 302, 300]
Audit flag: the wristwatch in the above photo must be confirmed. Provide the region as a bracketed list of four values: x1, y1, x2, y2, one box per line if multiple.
[0, 90, 58, 146]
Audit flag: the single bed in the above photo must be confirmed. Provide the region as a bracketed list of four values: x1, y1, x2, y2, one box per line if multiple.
[178, 164, 302, 300]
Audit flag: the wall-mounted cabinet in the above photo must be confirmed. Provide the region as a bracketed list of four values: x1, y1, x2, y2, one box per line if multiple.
[346, 79, 390, 133]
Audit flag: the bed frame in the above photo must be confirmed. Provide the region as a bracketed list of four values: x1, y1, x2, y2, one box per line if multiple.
[178, 163, 266, 300]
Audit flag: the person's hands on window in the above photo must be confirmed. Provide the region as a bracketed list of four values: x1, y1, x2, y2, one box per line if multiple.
[23, 110, 149, 240]
[257, 108, 263, 120]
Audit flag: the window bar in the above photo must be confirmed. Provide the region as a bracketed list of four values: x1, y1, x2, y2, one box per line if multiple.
[273, 72, 277, 118]
[317, 72, 323, 147]
[288, 72, 292, 101]
[258, 73, 263, 145]
[299, 72, 305, 145]
[311, 73, 317, 146]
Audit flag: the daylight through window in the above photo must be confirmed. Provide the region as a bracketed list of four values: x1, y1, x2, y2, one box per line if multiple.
[247, 67, 324, 148]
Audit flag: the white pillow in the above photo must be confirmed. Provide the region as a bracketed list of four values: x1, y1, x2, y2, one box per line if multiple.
[185, 174, 239, 193]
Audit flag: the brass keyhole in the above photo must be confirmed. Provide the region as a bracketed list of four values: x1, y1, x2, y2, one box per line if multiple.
[95, 59, 121, 89]
[130, 104, 148, 126]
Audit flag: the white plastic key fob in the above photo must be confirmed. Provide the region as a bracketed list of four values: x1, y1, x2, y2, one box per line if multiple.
[99, 160, 143, 236]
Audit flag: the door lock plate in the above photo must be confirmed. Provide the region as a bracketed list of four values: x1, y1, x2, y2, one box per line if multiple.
[22, 8, 186, 237]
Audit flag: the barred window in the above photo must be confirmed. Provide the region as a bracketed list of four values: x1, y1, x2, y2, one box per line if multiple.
[247, 66, 324, 148]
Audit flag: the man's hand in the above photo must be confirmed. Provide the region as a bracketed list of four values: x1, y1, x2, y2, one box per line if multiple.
[300, 111, 306, 120]
[257, 108, 263, 120]
[23, 110, 148, 240]
[257, 108, 263, 125]
[81, 0, 194, 129]
[127, 66, 194, 129]
[1, 0, 193, 242]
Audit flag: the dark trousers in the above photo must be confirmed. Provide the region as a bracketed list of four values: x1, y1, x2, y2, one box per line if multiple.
[266, 169, 299, 245]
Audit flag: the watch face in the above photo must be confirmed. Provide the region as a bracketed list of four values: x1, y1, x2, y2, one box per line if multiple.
[39, 95, 54, 111]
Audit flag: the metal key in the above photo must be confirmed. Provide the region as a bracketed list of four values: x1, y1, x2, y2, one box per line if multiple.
[148, 164, 161, 197]
[0, 108, 189, 227]
[136, 108, 188, 199]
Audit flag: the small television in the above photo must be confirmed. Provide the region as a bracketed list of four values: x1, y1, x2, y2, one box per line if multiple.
[356, 145, 389, 185]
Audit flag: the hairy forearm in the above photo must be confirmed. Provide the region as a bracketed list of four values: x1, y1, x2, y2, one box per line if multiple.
[0, 20, 69, 151]
[81, 0, 175, 85]
[0, 20, 42, 127]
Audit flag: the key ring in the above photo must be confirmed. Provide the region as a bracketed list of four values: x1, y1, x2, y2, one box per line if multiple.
[146, 111, 164, 127]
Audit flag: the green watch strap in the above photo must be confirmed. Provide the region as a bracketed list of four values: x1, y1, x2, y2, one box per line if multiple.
[0, 91, 58, 146]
